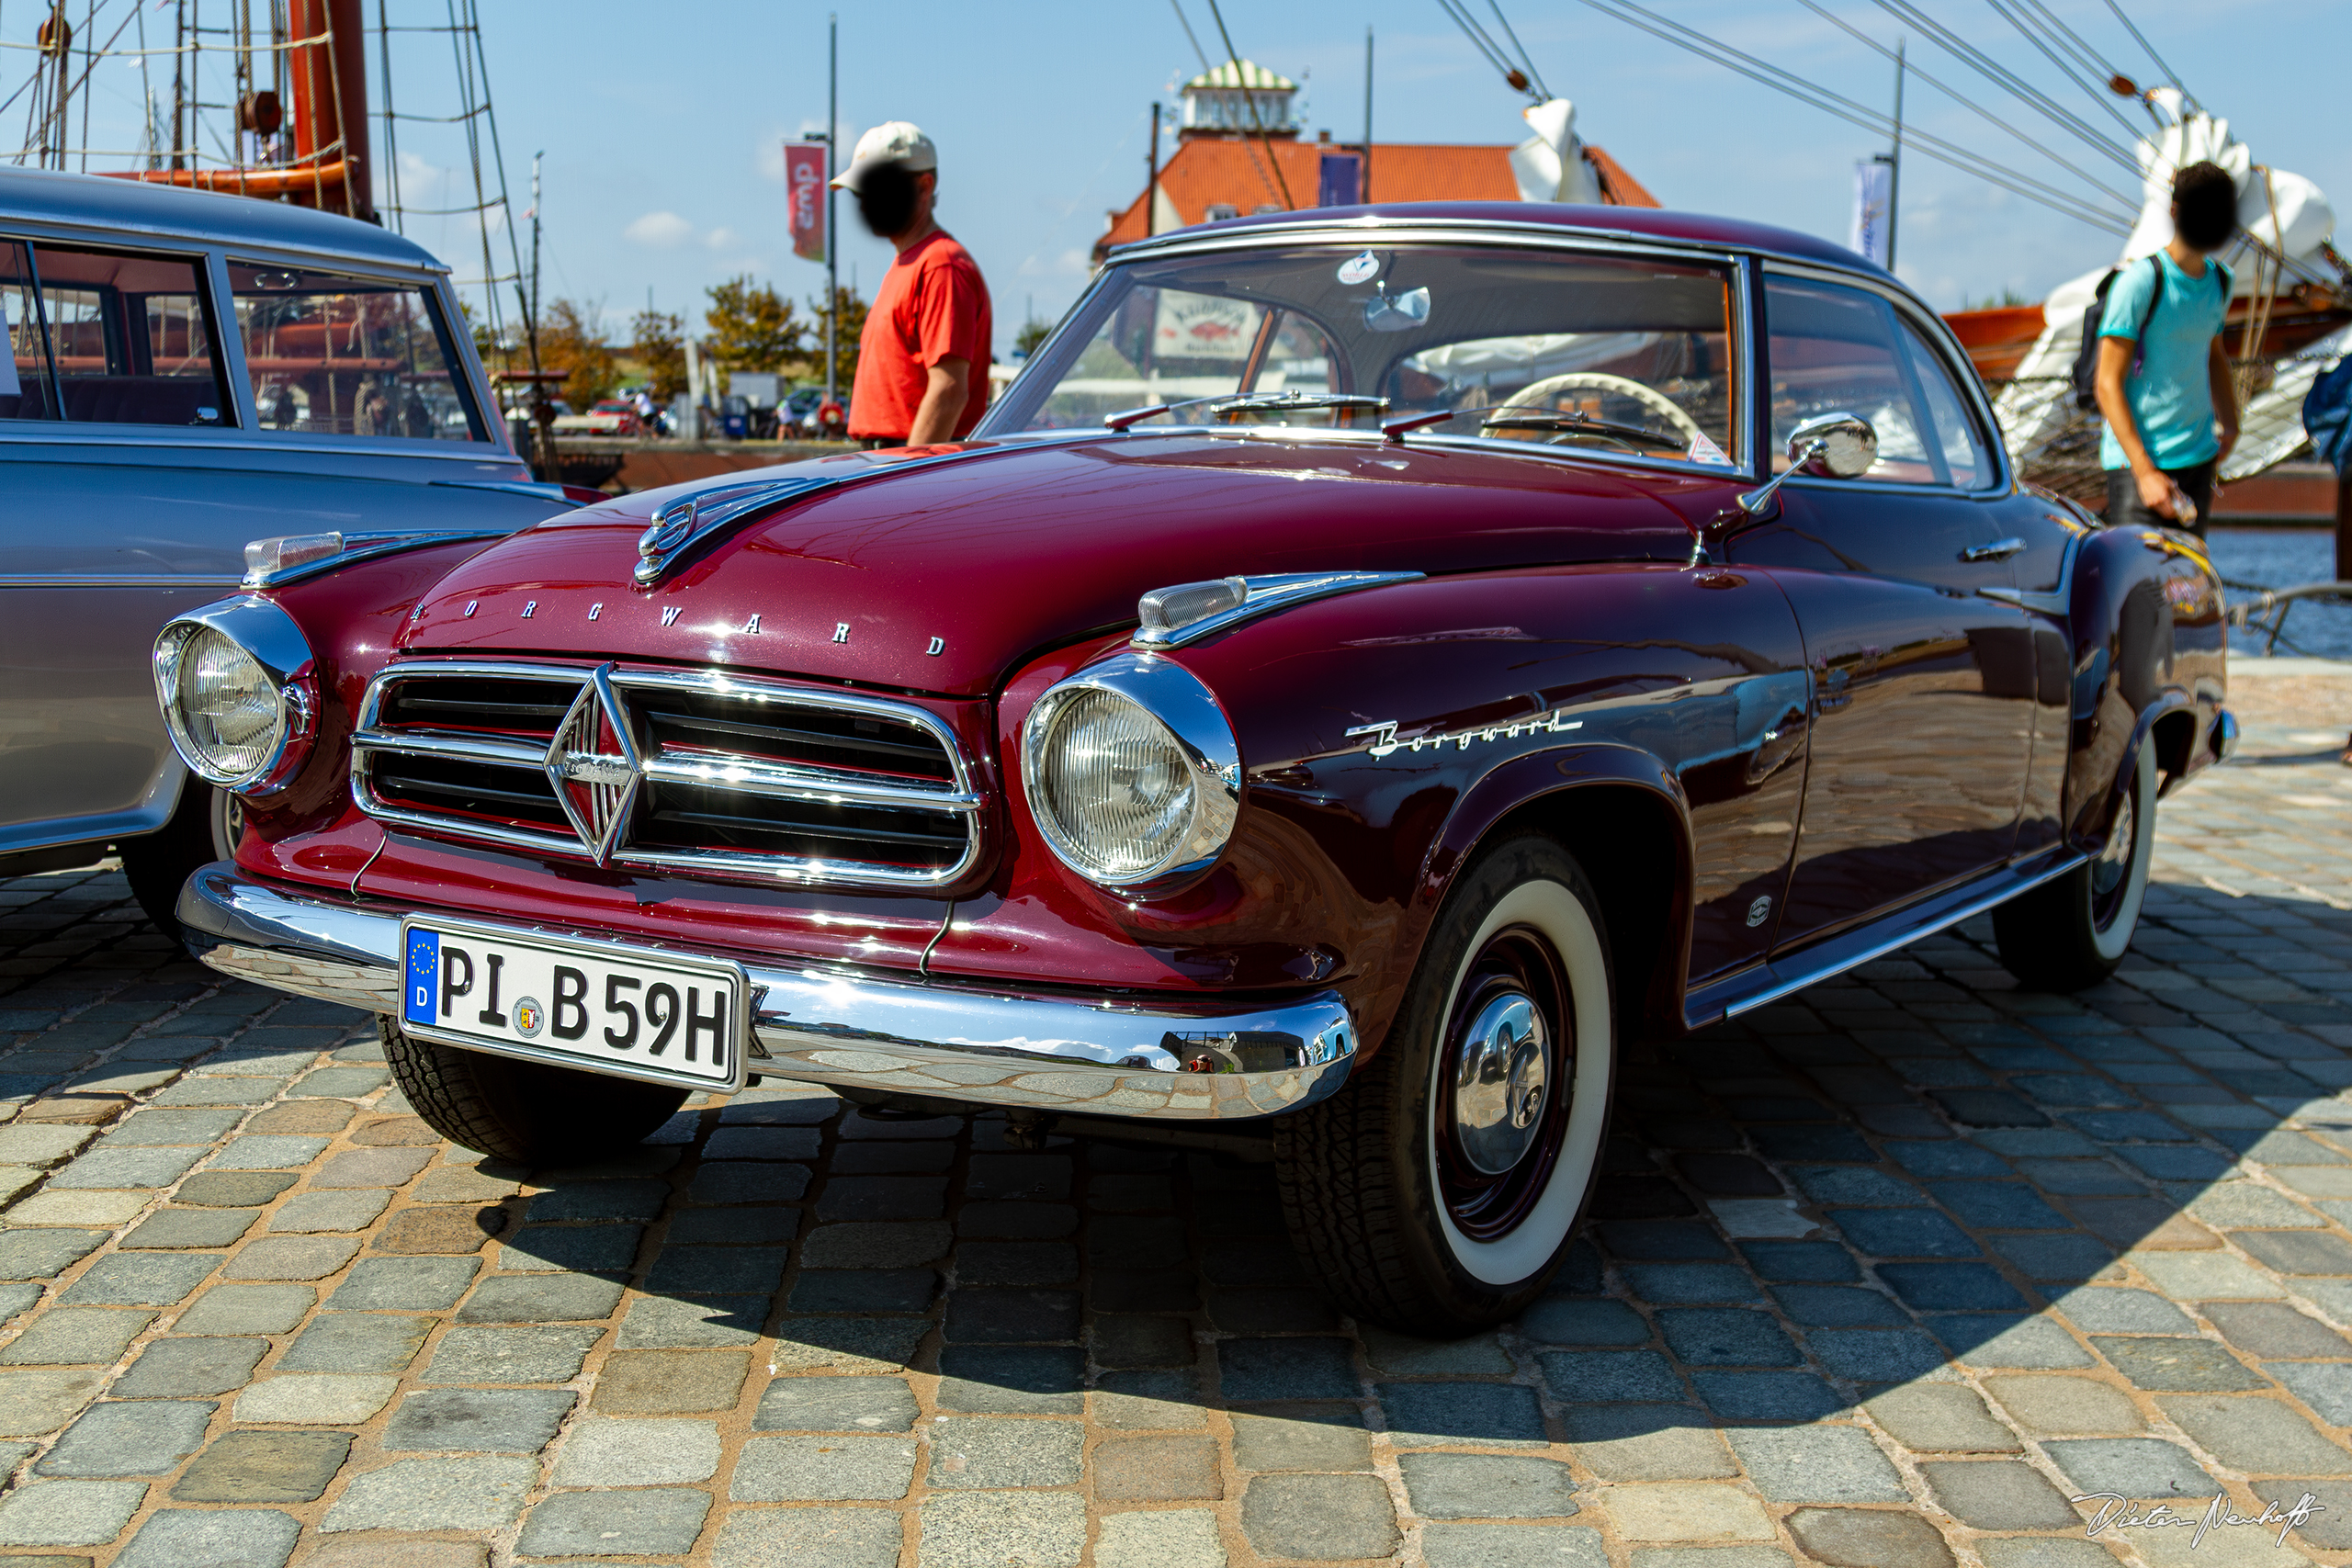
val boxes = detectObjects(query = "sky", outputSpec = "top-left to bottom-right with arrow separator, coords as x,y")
10,0 -> 2343,360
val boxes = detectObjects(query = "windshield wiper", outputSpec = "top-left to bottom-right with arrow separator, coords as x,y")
1476,404 -> 1686,453
1103,390 -> 1389,432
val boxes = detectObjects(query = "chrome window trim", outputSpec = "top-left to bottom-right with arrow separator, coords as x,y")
0,423 -> 536,463
2,227 -> 243,432
352,659 -> 983,891
0,203 -> 450,279
1758,258 -> 2014,496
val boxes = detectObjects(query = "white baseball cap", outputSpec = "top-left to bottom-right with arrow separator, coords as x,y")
831,121 -> 937,192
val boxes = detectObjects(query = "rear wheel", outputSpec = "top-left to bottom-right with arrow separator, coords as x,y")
381,1018 -> 688,1164
1275,834 -> 1616,1335
123,782 -> 241,939
1994,742 -> 2155,991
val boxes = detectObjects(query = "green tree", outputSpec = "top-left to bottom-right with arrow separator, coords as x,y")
806,284 -> 868,391
541,299 -> 618,410
1015,316 -> 1054,357
705,276 -> 805,378
629,309 -> 687,400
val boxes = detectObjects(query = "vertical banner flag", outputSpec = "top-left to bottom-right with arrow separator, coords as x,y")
1317,152 -> 1362,209
786,141 -> 828,263
1849,160 -> 1892,268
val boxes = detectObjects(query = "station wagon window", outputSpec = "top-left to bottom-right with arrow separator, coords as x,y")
984,245 -> 1740,469
229,263 -> 483,442
0,241 -> 230,427
1764,276 -> 1993,490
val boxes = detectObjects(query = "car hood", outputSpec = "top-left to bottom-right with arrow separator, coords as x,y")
394,433 -> 1713,695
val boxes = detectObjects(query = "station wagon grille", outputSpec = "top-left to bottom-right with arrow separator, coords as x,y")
353,660 -> 981,888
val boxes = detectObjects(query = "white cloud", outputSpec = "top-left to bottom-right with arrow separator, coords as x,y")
705,227 -> 741,251
624,210 -> 696,248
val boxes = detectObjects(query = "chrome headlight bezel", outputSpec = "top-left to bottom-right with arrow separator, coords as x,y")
153,596 -> 319,795
1020,652 -> 1240,891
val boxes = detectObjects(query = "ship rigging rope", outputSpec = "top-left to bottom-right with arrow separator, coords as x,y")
1165,0 -> 1285,213
1863,0 -> 2142,175
2098,0 -> 2186,98
1567,0 -> 2133,235
1482,1 -> 1551,100
1791,0 -> 2140,207
1976,0 -> 2153,148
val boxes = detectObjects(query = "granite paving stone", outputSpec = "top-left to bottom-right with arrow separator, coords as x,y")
381,1387 -> 575,1451
279,1312 -> 431,1372
918,1491 -> 1087,1568
515,1488 -> 711,1558
1785,1505 -> 1959,1567
0,1306 -> 151,1366
751,1374 -> 920,1432
169,1429 -> 353,1502
707,1506 -> 902,1568
266,1189 -> 390,1232
326,1256 -> 478,1310
1400,1453 -> 1579,1518
108,1335 -> 265,1396
0,1369 -> 106,1436
320,1454 -> 537,1531
592,1349 -> 749,1413
733,1431 -> 921,1499
1379,1380 -> 1549,1445
0,1230 -> 106,1280
1423,1522 -> 1607,1568
1240,1472 -> 1398,1562
1726,1427 -> 1906,1502
0,1480 -> 148,1548
2041,1436 -> 2213,1500
231,1373 -> 399,1424
2158,1394 -> 2352,1473
220,1235 -> 360,1280
549,1416 -> 722,1486
1863,1383 -> 2021,1451
119,1206 -> 257,1249
111,1506 -> 300,1568
35,1400 -> 213,1475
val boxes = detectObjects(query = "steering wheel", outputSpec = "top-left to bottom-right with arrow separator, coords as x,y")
1494,372 -> 1707,446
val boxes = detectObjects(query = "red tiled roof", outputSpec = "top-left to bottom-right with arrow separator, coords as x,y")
1096,138 -> 1658,257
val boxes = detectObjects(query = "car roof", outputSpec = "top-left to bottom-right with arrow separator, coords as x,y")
0,164 -> 447,272
1110,199 -> 1883,277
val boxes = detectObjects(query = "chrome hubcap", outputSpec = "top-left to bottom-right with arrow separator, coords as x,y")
1453,992 -> 1550,1176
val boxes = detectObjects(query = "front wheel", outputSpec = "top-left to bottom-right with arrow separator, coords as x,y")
381,1019 -> 689,1165
123,782 -> 242,939
1275,835 -> 1616,1336
1994,741 -> 2156,991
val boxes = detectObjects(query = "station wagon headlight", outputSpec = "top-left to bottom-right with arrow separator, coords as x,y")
153,598 -> 318,795
1022,654 -> 1240,888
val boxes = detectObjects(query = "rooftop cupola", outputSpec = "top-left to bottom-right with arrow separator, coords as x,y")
1179,59 -> 1299,140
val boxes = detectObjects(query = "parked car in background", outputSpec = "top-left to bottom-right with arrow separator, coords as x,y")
549,399 -> 641,438
163,201 -> 2229,1332
0,164 -> 583,930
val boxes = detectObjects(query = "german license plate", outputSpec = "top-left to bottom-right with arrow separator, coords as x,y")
399,918 -> 748,1091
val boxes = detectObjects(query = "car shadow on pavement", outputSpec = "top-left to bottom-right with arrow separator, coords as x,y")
465,877 -> 2352,1551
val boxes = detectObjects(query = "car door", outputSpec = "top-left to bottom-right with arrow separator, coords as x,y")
0,234 -> 244,852
1726,270 -> 2041,949
1,237 -> 558,859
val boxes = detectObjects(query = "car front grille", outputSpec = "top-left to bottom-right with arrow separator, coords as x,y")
353,660 -> 982,888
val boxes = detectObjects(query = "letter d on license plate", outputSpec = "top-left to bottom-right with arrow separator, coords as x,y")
399,917 -> 749,1091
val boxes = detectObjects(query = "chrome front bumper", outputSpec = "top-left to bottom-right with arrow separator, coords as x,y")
178,864 -> 1356,1121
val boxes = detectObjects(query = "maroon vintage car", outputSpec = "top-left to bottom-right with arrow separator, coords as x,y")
158,203 -> 2231,1333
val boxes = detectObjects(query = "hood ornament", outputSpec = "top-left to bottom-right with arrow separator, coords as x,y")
633,476 -> 838,589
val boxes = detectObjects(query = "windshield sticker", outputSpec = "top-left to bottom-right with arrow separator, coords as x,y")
0,292 -> 17,398
1153,294 -> 1259,361
1686,429 -> 1732,466
1336,250 -> 1380,286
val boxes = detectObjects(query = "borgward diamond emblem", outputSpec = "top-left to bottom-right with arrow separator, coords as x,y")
544,663 -> 639,864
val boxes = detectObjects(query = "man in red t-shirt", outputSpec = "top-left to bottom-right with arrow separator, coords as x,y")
831,122 -> 993,447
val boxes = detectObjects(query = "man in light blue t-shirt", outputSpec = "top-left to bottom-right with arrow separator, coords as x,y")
2096,160 -> 2239,535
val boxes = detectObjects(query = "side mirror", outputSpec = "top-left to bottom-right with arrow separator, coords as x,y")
1788,412 -> 1878,479
1690,412 -> 1878,567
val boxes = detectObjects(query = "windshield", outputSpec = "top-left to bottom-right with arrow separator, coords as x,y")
979,243 -> 1741,468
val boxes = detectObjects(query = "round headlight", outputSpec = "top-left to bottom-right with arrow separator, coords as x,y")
1023,656 -> 1239,888
153,601 -> 316,794
172,629 -> 282,782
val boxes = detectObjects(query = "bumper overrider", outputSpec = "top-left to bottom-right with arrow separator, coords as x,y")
177,864 -> 1357,1121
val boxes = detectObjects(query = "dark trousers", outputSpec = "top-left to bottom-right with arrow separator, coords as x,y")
2105,459 -> 2216,535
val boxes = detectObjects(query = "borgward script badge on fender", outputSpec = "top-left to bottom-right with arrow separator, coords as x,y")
544,663 -> 640,863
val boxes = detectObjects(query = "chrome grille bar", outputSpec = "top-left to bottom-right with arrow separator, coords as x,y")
353,659 -> 982,889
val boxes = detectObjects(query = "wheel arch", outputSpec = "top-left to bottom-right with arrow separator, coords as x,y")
1419,745 -> 1695,1040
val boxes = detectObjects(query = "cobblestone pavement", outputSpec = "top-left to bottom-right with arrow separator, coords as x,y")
6,680 -> 2352,1566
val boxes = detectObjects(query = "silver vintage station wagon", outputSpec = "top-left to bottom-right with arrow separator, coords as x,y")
1,165 -> 580,923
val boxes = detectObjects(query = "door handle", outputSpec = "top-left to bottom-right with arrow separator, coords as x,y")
1959,537 -> 2027,562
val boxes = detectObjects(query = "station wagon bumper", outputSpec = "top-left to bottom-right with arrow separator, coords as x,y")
176,864 -> 1357,1121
